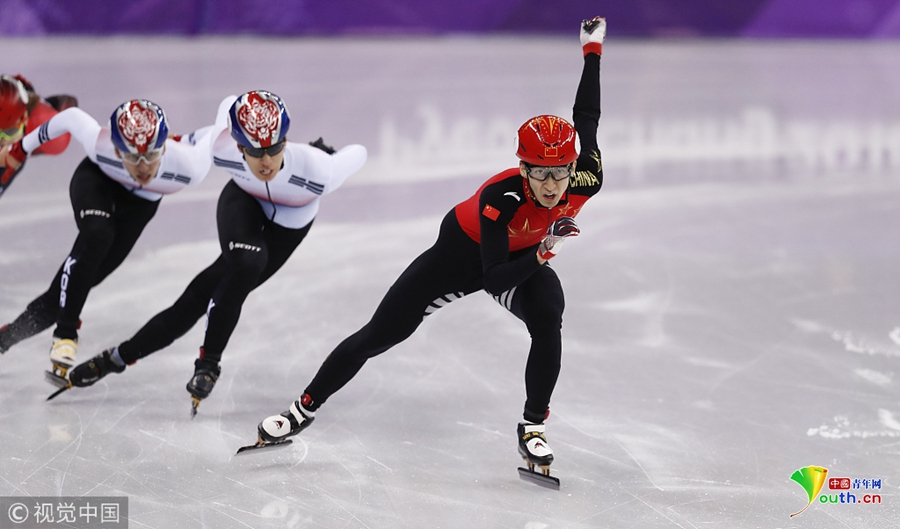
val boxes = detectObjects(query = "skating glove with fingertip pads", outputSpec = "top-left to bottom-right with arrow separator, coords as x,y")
538,216 -> 580,260
580,16 -> 606,56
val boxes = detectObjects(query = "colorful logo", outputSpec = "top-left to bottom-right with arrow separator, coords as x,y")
790,466 -> 884,517
790,465 -> 828,517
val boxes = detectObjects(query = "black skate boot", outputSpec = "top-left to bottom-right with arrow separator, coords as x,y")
70,349 -> 126,387
517,422 -> 559,489
236,396 -> 316,455
186,358 -> 220,418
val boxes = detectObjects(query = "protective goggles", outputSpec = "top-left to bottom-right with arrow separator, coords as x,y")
121,149 -> 163,165
243,140 -> 286,158
0,122 -> 25,141
524,162 -> 574,182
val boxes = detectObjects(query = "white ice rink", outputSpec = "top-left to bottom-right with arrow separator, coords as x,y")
1,36 -> 899,528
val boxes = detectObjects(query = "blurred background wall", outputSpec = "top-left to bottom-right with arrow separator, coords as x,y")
2,0 -> 900,37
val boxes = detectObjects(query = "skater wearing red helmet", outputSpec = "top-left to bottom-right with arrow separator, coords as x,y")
247,16 -> 608,488
0,74 -> 78,197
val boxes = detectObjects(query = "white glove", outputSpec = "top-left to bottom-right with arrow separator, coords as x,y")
580,16 -> 606,56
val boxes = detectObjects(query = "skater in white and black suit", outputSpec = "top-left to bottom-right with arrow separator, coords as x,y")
251,18 -> 607,483
0,99 -> 217,384
68,91 -> 367,415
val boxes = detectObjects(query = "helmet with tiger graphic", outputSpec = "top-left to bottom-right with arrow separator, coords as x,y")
229,90 -> 291,149
515,115 -> 578,166
109,99 -> 168,154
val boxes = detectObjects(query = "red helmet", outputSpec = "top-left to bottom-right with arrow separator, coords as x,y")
516,115 -> 577,166
0,75 -> 29,130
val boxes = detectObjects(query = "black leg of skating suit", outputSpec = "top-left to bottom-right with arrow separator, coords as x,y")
0,294 -> 57,350
506,265 -> 564,422
118,181 -> 310,364
5,158 -> 159,343
303,211 -> 565,417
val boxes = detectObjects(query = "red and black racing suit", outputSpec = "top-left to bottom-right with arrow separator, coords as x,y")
303,51 -> 603,423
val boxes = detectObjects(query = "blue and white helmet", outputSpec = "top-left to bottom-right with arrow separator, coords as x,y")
110,99 -> 168,154
229,90 -> 290,148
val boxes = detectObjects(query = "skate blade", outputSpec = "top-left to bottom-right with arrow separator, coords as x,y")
190,397 -> 201,419
235,438 -> 293,456
46,383 -> 73,401
45,370 -> 70,389
49,361 -> 72,379
517,467 -> 560,490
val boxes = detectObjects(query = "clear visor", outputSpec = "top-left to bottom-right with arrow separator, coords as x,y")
121,149 -> 163,165
525,162 -> 574,182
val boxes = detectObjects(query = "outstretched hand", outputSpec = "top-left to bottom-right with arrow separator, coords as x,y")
580,16 -> 606,56
0,142 -> 25,173
309,137 -> 336,155
538,216 -> 580,261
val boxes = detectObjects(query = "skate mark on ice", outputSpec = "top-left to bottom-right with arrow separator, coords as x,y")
16,408 -> 89,495
365,454 -> 393,472
854,368 -> 892,387
102,399 -> 148,434
290,459 -> 374,529
593,289 -> 673,348
556,440 -> 636,469
610,437 -> 664,492
456,421 -> 504,438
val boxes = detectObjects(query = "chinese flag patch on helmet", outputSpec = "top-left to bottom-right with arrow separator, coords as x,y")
516,115 -> 577,166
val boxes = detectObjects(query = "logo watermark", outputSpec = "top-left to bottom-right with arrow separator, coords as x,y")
0,496 -> 127,528
789,466 -> 884,517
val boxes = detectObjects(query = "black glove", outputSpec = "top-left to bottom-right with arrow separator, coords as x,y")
309,137 -> 335,154
45,94 -> 79,112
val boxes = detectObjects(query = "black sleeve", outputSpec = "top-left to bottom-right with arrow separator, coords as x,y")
571,53 -> 603,195
478,183 -> 543,295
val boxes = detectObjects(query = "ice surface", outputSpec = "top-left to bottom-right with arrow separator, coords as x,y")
0,37 -> 898,528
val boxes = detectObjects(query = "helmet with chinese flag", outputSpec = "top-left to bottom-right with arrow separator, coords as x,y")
515,115 -> 577,166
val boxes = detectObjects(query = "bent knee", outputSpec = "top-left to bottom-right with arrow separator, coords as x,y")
225,246 -> 267,277
76,220 -> 116,252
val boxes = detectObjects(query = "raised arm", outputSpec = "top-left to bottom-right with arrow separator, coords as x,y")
572,17 -> 604,191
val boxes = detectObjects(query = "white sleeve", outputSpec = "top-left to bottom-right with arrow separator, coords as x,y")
216,96 -> 237,131
175,95 -> 238,179
322,144 -> 367,195
21,107 -> 101,158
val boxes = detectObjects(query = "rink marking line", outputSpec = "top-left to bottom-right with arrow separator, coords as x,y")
288,438 -> 310,468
